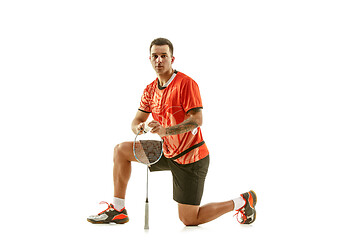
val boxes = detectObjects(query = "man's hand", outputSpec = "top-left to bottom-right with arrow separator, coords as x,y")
131,110 -> 150,135
136,122 -> 146,135
148,120 -> 166,137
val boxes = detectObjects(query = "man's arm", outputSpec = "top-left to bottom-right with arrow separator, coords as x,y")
166,108 -> 202,136
131,110 -> 150,134
149,108 -> 203,137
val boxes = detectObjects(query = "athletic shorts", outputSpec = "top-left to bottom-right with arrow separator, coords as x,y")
149,155 -> 210,206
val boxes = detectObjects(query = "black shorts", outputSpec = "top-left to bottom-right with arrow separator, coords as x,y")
149,155 -> 210,206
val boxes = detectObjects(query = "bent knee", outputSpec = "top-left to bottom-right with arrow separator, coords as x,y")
114,142 -> 132,161
114,142 -> 124,154
179,215 -> 199,226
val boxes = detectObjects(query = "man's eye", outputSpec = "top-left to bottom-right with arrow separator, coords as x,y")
153,55 -> 158,59
161,55 -> 167,58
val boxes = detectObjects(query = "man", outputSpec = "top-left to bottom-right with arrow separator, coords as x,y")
87,38 -> 257,226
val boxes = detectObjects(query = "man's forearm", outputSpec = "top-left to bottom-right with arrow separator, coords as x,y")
165,118 -> 199,136
131,119 -> 145,134
131,111 -> 150,134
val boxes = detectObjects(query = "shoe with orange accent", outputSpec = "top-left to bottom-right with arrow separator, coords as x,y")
87,201 -> 129,224
234,190 -> 257,224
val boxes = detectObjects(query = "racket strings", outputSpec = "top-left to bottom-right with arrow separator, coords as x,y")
134,140 -> 163,165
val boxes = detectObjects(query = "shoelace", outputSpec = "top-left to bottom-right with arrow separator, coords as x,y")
97,201 -> 113,215
234,207 -> 247,224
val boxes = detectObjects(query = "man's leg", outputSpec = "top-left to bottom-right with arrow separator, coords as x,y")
178,201 -> 234,226
87,141 -> 135,224
113,142 -> 138,199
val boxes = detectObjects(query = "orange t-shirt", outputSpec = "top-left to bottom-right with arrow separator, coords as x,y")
138,71 -> 209,164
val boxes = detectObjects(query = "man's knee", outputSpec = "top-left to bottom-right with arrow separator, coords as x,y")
114,142 -> 131,162
178,205 -> 199,226
114,142 -> 124,154
179,214 -> 198,226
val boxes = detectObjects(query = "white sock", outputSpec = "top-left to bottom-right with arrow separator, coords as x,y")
232,196 -> 246,210
113,197 -> 125,211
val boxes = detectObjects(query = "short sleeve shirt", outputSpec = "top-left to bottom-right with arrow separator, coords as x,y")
138,71 -> 209,164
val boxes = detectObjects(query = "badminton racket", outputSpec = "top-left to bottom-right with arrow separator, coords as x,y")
133,122 -> 163,229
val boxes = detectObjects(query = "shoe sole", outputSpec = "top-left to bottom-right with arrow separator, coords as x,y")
87,218 -> 129,224
247,190 -> 257,224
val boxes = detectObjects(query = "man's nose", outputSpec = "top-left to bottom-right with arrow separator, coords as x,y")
156,57 -> 162,63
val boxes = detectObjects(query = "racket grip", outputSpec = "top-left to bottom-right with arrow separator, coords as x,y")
144,201 -> 149,229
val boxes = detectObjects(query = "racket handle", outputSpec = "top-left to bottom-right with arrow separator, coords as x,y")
144,201 -> 149,229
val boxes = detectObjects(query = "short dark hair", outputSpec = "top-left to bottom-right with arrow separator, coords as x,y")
149,38 -> 174,56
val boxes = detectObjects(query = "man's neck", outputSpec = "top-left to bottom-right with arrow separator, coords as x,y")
158,69 -> 174,86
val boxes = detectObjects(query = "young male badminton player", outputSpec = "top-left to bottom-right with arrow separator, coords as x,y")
87,38 -> 257,226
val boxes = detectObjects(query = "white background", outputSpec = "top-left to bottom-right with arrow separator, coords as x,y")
1,0 -> 359,239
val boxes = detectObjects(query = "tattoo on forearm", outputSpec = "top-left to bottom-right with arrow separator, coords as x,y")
165,119 -> 199,136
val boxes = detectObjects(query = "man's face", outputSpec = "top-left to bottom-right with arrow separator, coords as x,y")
149,45 -> 174,75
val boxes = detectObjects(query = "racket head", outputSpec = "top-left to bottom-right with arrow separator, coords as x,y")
133,130 -> 163,166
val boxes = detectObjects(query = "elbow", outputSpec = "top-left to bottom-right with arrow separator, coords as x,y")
187,108 -> 203,128
196,117 -> 203,127
195,112 -> 203,127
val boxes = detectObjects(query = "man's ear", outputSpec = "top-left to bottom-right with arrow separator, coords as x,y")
171,56 -> 175,64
